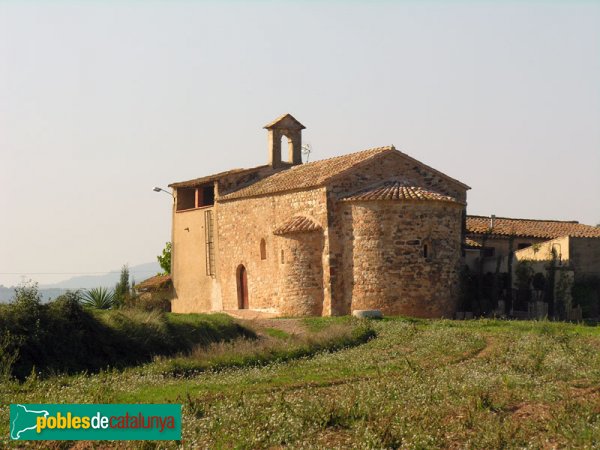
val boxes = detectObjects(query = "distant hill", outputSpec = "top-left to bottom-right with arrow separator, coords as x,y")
39,262 -> 161,290
0,286 -> 69,303
0,262 -> 162,303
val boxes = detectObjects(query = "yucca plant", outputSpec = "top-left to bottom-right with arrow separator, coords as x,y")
81,287 -> 115,309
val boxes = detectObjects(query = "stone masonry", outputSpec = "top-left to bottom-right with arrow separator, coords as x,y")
168,114 -> 470,318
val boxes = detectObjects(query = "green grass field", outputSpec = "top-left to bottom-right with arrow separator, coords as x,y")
1,317 -> 599,448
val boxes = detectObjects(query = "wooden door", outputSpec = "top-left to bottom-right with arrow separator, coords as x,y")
238,265 -> 249,309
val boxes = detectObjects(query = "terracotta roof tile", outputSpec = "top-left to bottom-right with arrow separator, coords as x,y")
220,146 -> 393,200
466,215 -> 600,239
464,237 -> 482,248
263,113 -> 306,129
341,180 -> 460,204
135,274 -> 172,292
169,166 -> 270,189
273,216 -> 323,235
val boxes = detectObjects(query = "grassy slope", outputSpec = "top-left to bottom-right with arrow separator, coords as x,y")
1,318 -> 599,448
1,307 -> 253,380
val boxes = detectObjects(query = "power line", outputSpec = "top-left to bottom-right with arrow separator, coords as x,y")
0,271 -> 158,275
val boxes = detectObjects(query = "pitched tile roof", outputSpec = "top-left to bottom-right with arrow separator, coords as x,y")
464,237 -> 483,248
466,215 -> 600,239
169,165 -> 270,189
273,216 -> 323,235
263,113 -> 306,129
135,274 -> 172,292
220,146 -> 393,200
341,180 -> 460,204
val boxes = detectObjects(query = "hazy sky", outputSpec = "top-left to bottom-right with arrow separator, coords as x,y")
1,1 -> 599,287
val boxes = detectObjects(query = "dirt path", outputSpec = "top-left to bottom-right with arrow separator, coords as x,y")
474,336 -> 498,359
222,310 -> 308,335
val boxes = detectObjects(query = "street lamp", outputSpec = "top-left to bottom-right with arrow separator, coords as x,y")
153,186 -> 173,197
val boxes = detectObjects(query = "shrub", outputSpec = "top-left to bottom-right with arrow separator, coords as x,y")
82,287 -> 115,309
113,265 -> 131,307
0,283 -> 252,379
123,293 -> 171,312
532,272 -> 546,291
515,261 -> 534,290
572,276 -> 600,318
157,242 -> 172,275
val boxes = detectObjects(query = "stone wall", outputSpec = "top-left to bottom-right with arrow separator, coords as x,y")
570,237 -> 600,279
216,187 -> 329,314
338,200 -> 463,317
278,232 -> 324,316
328,151 -> 468,203
513,235 -> 600,280
171,150 -> 468,317
469,236 -> 551,273
326,151 -> 468,315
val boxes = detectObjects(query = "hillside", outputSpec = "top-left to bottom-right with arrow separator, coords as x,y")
0,262 -> 161,302
39,262 -> 161,289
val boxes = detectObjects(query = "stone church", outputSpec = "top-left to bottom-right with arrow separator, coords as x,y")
168,114 -> 469,317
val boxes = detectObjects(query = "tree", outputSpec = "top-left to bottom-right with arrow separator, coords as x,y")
12,280 -> 42,307
157,242 -> 172,275
113,265 -> 130,307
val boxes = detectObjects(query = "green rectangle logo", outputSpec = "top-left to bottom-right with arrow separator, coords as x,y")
10,404 -> 181,441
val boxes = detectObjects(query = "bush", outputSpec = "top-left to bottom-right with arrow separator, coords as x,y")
81,287 -> 115,309
458,266 -> 477,311
532,272 -> 546,291
0,283 -> 252,379
515,261 -> 534,290
572,276 -> 600,318
123,293 -> 171,312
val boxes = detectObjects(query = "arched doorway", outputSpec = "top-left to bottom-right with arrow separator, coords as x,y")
236,265 -> 249,309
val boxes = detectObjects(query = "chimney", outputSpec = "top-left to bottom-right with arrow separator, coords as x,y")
263,113 -> 306,168
490,214 -> 496,229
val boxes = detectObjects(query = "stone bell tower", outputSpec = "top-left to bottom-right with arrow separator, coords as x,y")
264,113 -> 306,168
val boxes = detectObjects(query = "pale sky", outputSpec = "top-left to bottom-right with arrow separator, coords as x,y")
1,1 -> 599,287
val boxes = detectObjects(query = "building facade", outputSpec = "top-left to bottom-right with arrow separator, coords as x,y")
465,215 -> 600,275
168,114 -> 470,317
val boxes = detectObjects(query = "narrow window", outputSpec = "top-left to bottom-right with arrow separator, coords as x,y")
198,185 -> 215,207
205,210 -> 215,276
281,249 -> 285,264
423,244 -> 428,259
260,239 -> 267,260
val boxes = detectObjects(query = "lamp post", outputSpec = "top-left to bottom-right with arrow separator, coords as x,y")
153,186 -> 174,199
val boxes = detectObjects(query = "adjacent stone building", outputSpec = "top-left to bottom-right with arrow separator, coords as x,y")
464,215 -> 600,319
465,215 -> 600,274
168,114 -> 469,317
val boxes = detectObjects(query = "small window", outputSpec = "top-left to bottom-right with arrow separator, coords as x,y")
281,249 -> 285,264
198,185 -> 215,207
423,244 -> 428,258
518,243 -> 532,250
260,239 -> 266,260
176,184 -> 215,211
176,188 -> 196,211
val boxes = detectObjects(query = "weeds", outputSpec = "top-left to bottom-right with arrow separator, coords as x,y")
157,323 -> 375,377
0,284 -> 252,379
0,318 -> 599,448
